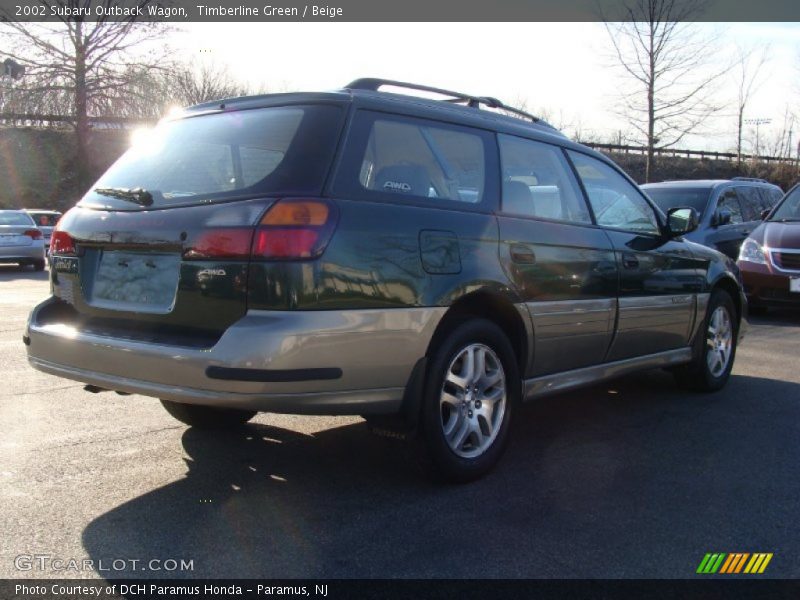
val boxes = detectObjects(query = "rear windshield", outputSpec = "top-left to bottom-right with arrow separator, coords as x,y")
642,187 -> 711,219
80,104 -> 343,210
0,211 -> 35,226
28,213 -> 61,227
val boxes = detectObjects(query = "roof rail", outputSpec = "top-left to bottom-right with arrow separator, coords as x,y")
345,78 -> 541,123
731,177 -> 769,183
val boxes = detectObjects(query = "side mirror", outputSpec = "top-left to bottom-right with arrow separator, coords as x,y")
760,208 -> 771,220
667,207 -> 699,237
713,208 -> 732,227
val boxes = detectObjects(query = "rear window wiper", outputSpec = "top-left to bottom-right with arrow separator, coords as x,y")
94,187 -> 154,207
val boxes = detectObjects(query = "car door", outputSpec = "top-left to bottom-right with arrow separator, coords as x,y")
496,135 -> 618,376
566,150 -> 706,361
736,185 -> 768,237
705,188 -> 750,259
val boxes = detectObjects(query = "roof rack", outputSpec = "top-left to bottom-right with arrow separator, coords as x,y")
345,78 -> 540,123
731,177 -> 769,183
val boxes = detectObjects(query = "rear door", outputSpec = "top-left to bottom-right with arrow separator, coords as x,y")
496,136 -> 617,376
566,150 -> 705,360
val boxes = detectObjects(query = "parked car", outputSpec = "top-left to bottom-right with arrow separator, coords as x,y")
25,79 -> 746,481
0,210 -> 46,271
738,183 -> 800,311
23,209 -> 63,253
641,178 -> 783,260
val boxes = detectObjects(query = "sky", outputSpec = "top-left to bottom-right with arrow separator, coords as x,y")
174,22 -> 799,154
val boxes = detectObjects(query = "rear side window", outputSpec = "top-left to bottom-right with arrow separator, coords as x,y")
717,191 -> 744,224
498,135 -> 591,223
336,111 -> 491,207
80,104 -> 343,210
567,151 -> 660,234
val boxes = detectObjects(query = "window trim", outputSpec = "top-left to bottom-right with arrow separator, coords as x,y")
714,187 -> 745,226
330,109 -> 500,214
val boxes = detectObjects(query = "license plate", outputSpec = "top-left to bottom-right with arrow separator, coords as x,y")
89,251 -> 180,312
791,278 -> 800,293
0,235 -> 22,246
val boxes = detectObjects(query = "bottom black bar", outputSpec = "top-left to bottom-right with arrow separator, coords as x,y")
4,579 -> 800,600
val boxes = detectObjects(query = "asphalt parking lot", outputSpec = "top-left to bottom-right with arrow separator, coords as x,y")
1,265 -> 799,579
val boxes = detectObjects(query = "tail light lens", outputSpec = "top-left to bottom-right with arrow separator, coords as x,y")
50,230 -> 76,255
24,229 -> 42,240
253,199 -> 337,260
182,199 -> 338,262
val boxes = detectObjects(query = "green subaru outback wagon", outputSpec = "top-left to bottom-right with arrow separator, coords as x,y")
26,79 -> 745,481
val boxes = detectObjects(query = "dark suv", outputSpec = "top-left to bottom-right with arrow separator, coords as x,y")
26,79 -> 745,481
641,179 -> 783,260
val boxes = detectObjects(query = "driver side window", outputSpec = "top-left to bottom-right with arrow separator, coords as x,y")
567,151 -> 660,234
717,191 -> 744,224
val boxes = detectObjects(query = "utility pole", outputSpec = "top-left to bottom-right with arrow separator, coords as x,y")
744,117 -> 771,158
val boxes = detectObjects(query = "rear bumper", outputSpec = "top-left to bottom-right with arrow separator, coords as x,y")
0,243 -> 45,263
25,299 -> 445,415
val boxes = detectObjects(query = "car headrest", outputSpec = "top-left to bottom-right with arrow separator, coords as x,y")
374,164 -> 431,196
503,180 -> 534,216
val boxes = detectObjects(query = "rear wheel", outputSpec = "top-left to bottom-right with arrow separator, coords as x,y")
160,399 -> 256,429
674,289 -> 738,392
419,319 -> 518,483
32,259 -> 45,272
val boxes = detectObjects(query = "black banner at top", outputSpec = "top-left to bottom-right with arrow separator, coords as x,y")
1,0 -> 800,22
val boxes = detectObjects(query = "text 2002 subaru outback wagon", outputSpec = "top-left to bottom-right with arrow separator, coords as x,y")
26,79 -> 746,481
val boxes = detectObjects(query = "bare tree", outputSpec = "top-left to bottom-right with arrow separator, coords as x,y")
604,0 -> 727,181
167,59 -> 251,107
733,44 -> 770,164
0,1 -> 168,186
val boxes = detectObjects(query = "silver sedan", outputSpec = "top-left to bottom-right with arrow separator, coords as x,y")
0,210 -> 46,271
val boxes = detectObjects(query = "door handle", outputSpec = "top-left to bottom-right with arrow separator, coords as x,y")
741,231 -> 751,237
510,244 -> 536,264
622,252 -> 639,269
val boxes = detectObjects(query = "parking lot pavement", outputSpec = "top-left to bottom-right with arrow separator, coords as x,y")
1,266 -> 799,579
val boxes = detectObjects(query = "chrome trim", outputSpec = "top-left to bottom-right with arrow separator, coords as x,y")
767,248 -> 800,274
523,347 -> 692,401
689,292 -> 711,343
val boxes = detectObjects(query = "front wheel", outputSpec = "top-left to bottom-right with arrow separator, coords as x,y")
674,289 -> 738,392
419,319 -> 519,483
160,399 -> 256,429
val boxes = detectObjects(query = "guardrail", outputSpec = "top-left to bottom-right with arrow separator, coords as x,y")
583,142 -> 797,165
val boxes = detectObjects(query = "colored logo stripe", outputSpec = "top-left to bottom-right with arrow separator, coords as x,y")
744,553 -> 773,574
697,552 -> 773,574
697,553 -> 726,574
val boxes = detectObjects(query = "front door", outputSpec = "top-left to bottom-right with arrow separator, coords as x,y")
566,150 -> 706,360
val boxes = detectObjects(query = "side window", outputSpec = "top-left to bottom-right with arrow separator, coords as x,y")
358,118 -> 485,203
498,135 -> 591,223
567,151 -> 660,234
735,187 -> 762,221
760,187 -> 783,209
717,190 -> 744,224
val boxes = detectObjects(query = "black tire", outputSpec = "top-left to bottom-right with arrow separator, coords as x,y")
673,289 -> 738,392
160,399 -> 256,429
419,319 -> 519,483
33,259 -> 45,272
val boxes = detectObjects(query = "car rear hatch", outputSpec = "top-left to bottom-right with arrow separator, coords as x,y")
42,100 -> 346,347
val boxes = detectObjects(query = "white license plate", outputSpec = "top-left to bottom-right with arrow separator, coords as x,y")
791,278 -> 800,293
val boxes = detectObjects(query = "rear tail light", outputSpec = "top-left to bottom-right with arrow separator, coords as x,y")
50,230 -> 76,255
182,199 -> 338,262
253,199 -> 337,260
24,229 -> 42,240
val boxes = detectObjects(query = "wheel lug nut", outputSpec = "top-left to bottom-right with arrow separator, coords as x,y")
468,410 -> 473,418
475,400 -> 481,409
